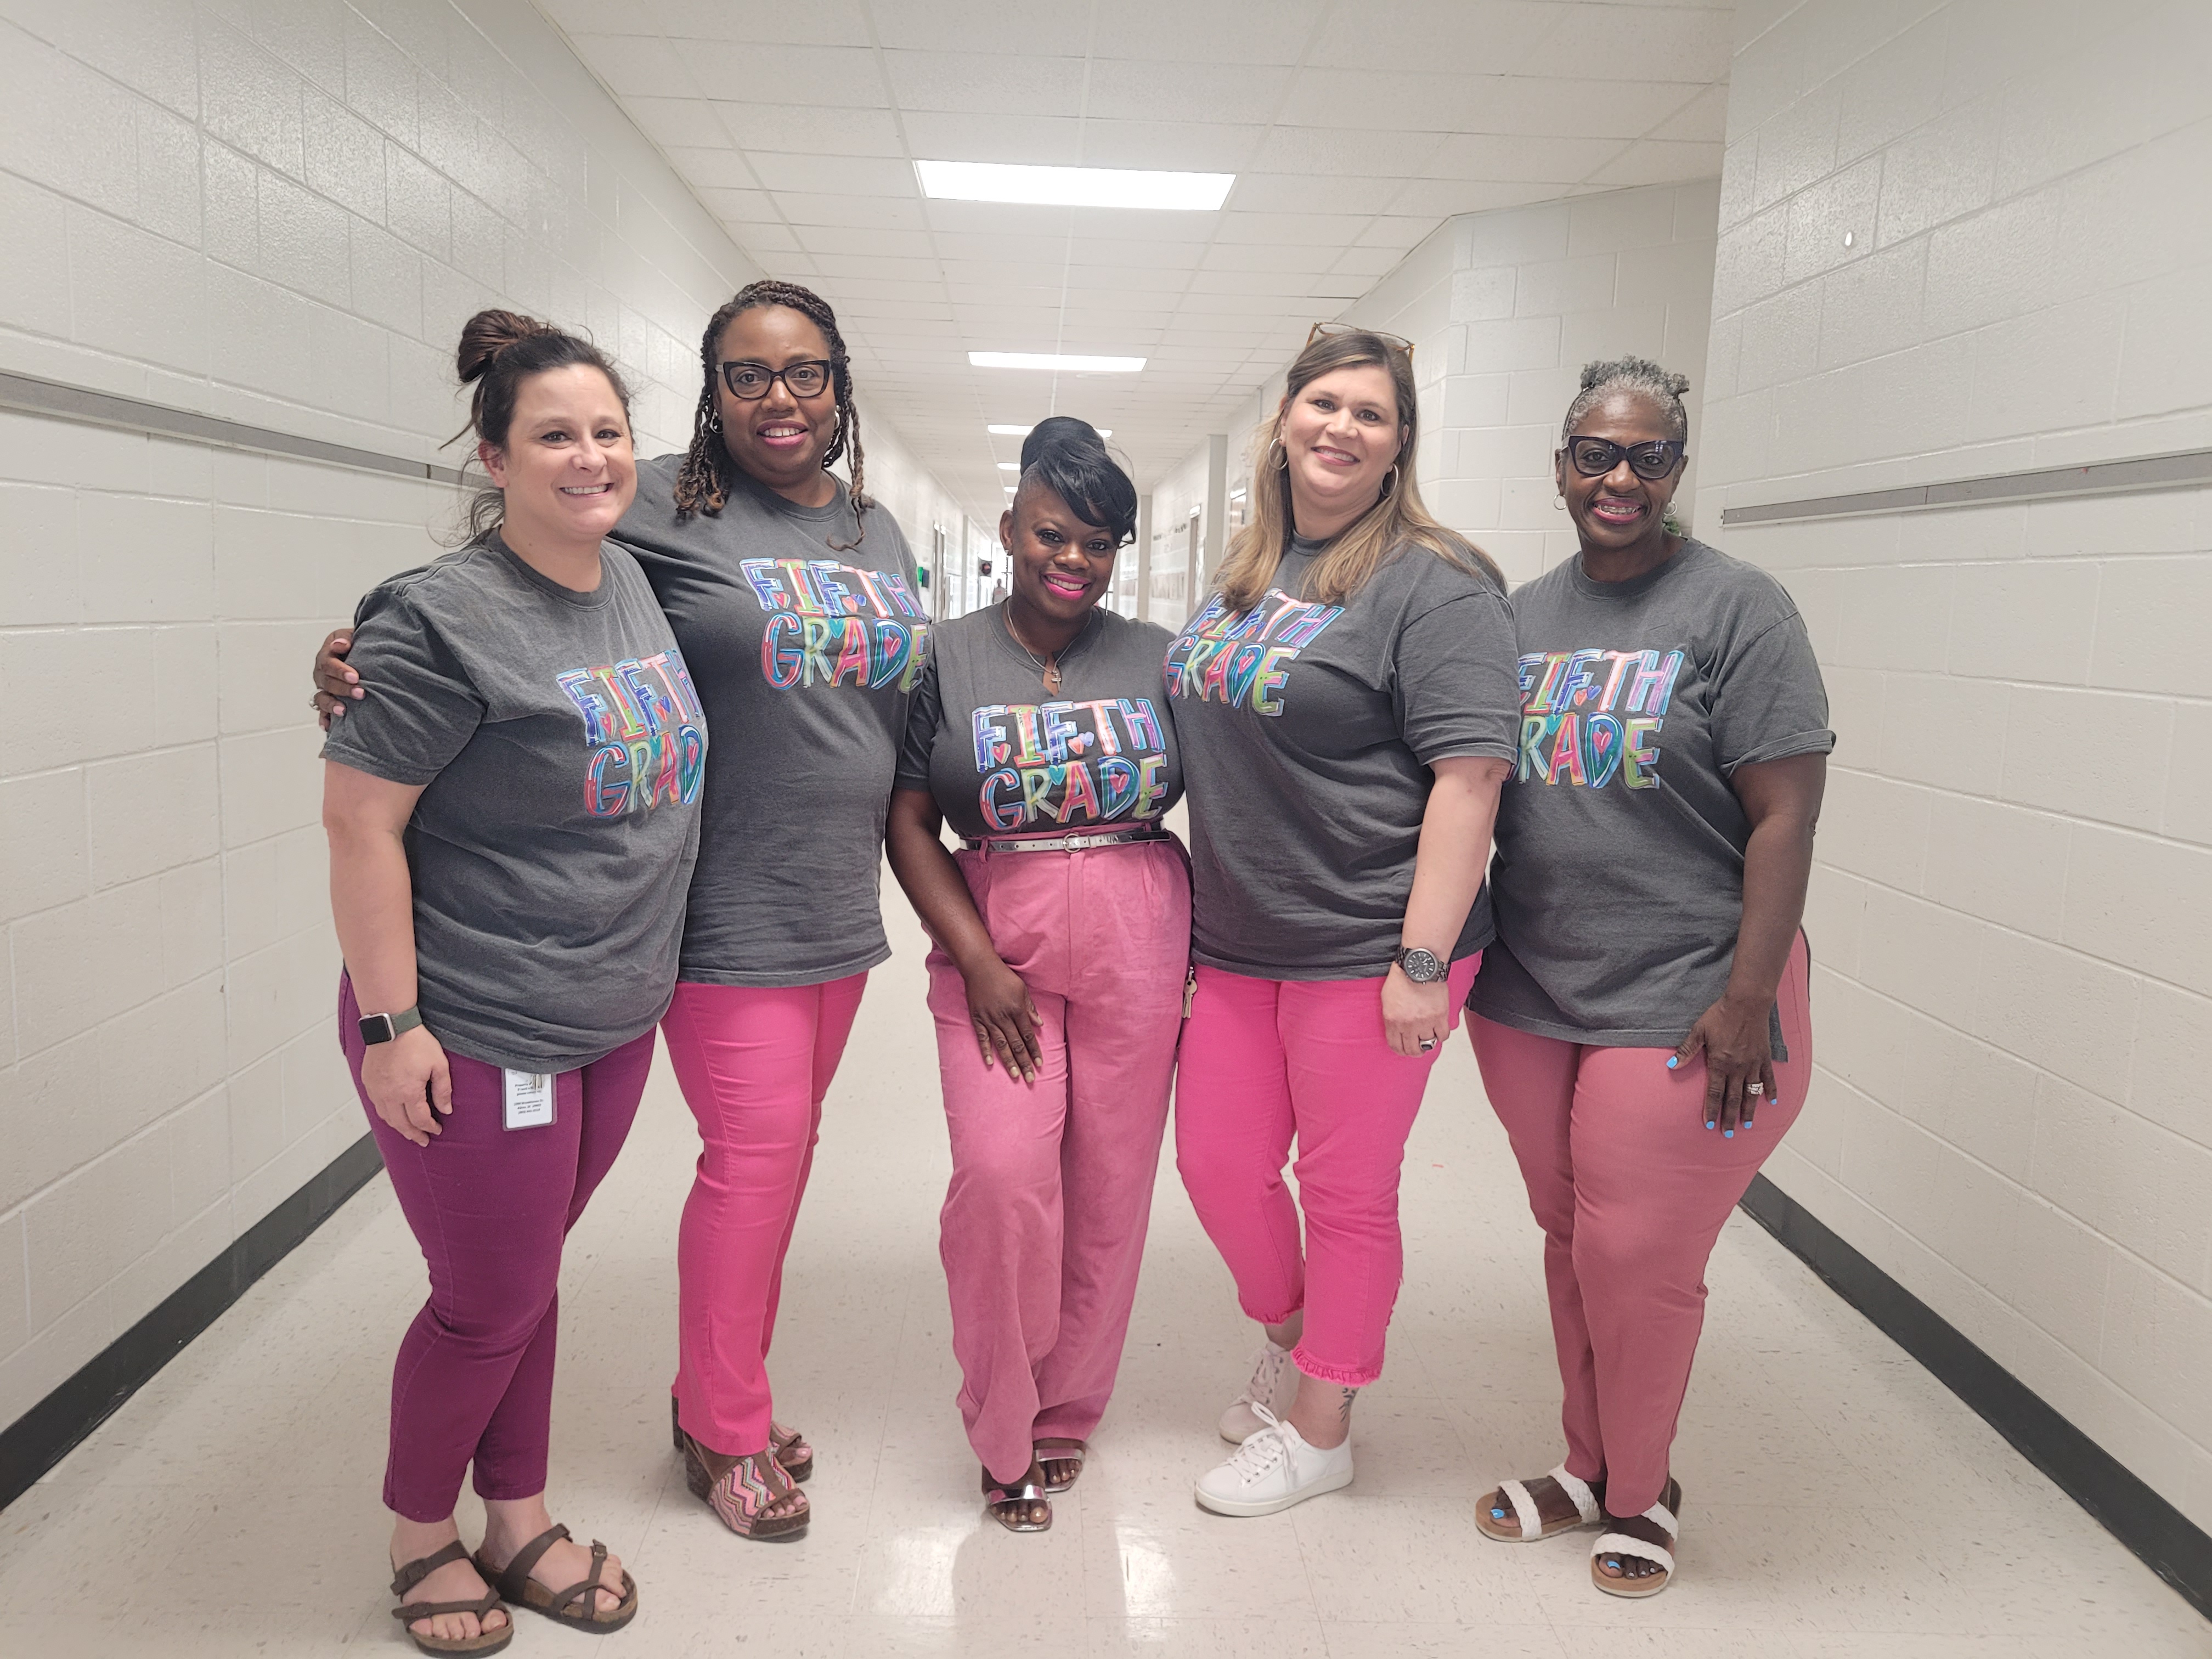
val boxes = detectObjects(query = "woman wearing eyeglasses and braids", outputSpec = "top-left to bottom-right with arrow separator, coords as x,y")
318,281 -> 926,1541
1168,325 -> 1520,1517
1466,357 -> 1831,1598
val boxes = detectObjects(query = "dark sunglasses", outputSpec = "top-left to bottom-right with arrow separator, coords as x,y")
719,359 -> 834,400
1564,435 -> 1685,481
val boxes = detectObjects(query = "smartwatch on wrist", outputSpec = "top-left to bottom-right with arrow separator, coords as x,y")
1392,946 -> 1446,984
359,1006 -> 424,1045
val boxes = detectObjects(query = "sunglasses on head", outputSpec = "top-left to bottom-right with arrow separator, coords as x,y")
1306,321 -> 1414,360
1563,435 -> 1685,481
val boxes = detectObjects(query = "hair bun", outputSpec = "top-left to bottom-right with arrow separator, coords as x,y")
1020,415 -> 1104,471
456,309 -> 554,385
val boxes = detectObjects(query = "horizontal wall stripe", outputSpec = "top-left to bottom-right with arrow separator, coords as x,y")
1718,447 -> 2212,526
0,370 -> 469,487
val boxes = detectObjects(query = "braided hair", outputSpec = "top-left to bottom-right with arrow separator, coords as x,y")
1560,355 -> 1691,444
673,279 -> 869,548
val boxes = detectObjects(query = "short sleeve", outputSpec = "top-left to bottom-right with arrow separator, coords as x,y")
1712,610 -> 1835,772
319,585 -> 483,786
893,651 -> 941,793
1393,585 -> 1522,766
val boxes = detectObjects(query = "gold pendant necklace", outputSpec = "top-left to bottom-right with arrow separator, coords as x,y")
1003,606 -> 1069,695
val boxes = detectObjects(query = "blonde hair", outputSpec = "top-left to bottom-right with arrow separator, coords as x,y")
1216,330 -> 1501,612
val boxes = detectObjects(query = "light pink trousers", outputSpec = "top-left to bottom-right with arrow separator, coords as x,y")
1468,932 -> 1812,1515
928,839 -> 1189,1485
661,974 -> 867,1458
1175,955 -> 1480,1388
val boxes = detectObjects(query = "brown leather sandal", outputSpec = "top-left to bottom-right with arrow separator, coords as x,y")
671,1396 -> 812,1482
473,1523 -> 639,1634
389,1540 -> 512,1656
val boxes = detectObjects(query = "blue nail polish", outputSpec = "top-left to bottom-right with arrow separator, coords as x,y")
1724,1129 -> 1734,1138
1491,1508 -> 1505,1519
1666,1056 -> 1679,1069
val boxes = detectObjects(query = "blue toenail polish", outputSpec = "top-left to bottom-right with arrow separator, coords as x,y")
1491,1508 -> 1505,1519
1666,1056 -> 1679,1069
1705,1120 -> 1715,1130
1724,1129 -> 1734,1138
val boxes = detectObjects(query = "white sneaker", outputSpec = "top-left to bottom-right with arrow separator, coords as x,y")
1194,1408 -> 1354,1517
1218,1340 -> 1299,1444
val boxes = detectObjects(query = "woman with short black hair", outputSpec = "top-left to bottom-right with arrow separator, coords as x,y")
885,418 -> 1186,1533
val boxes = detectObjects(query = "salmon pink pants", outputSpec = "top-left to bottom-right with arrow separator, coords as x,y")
929,838 -> 1189,1485
1174,954 -> 1479,1389
1468,933 -> 1812,1516
661,973 -> 867,1459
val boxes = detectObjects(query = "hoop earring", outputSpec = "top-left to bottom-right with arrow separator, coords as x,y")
1554,493 -> 1566,510
1269,439 -> 1288,472
1379,465 -> 1399,498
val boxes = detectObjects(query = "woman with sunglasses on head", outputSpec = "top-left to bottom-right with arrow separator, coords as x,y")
1168,325 -> 1520,1517
319,280 -> 927,1542
885,417 -> 1186,1534
1467,357 -> 1831,1598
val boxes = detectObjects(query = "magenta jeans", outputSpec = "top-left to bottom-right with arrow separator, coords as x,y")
661,974 -> 867,1458
1468,932 -> 1812,1515
340,975 -> 654,1522
930,838 -> 1189,1483
1173,954 -> 1479,1388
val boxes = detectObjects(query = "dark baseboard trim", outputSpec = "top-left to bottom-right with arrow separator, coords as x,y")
0,1134 -> 385,1514
1740,1172 -> 2212,1620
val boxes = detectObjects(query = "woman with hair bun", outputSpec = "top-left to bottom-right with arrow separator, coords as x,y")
319,280 -> 926,1542
1468,357 -> 1830,1599
884,418 -> 1185,1533
1169,326 -> 1520,1518
325,310 -> 680,1650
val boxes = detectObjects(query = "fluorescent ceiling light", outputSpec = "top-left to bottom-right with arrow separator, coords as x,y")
971,352 -> 1144,373
997,462 -> 1019,471
918,159 -> 1233,211
987,424 -> 1110,437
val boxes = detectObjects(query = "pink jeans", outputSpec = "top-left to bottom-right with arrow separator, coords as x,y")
1468,932 -> 1812,1515
1174,955 -> 1479,1388
661,974 -> 867,1458
929,838 -> 1189,1484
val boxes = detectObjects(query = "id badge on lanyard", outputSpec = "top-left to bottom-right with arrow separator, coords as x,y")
503,1069 -> 557,1130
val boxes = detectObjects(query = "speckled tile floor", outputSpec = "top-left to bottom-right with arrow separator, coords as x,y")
3,893 -> 2205,1657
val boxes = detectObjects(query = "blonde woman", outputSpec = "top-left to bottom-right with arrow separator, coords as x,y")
1168,326 -> 1520,1515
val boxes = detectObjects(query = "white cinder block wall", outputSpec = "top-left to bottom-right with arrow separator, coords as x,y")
1339,181 -> 1719,585
0,0 -> 961,1432
1699,0 -> 2212,1529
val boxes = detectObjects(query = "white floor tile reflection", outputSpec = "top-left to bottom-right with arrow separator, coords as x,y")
2,893 -> 2205,1657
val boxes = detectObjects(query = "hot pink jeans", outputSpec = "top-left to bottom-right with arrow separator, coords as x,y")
661,974 -> 867,1458
1468,932 -> 1812,1516
929,838 -> 1189,1485
1174,954 -> 1480,1388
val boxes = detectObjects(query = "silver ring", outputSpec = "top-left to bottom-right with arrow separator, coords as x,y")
1418,1037 -> 1437,1052
1746,1082 -> 1765,1095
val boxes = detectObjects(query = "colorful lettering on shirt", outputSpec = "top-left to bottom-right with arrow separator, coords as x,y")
558,645 -> 709,817
741,557 -> 930,692
972,699 -> 1173,831
1513,647 -> 1683,788
1164,590 -> 1345,716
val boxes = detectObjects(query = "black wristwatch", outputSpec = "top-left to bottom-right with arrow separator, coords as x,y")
359,1006 -> 424,1045
1392,946 -> 1446,984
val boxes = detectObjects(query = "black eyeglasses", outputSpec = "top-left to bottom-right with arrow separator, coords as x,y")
1564,435 -> 1685,480
719,359 -> 834,400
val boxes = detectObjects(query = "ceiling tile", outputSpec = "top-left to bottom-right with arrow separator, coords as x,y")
1087,0 -> 1330,64
1082,59 -> 1294,126
706,101 -> 904,156
1075,120 -> 1268,172
769,191 -> 929,230
1646,82 -> 1729,143
1303,1 -> 1561,71
930,230 -> 1081,263
1389,179 -> 1570,217
728,220 -> 801,254
901,111 -> 1086,166
748,153 -> 918,195
881,50 -> 1087,115
1423,133 -> 1626,182
693,184 -> 774,218
1228,173 -> 1406,214
1458,77 -> 1703,139
1250,125 -> 1449,177
1200,242 -> 1340,275
623,96 -> 728,150
866,0 -> 1093,56
1215,211 -> 1377,244
663,41 -> 891,104
645,0 -> 872,44
1511,4 -> 1735,82
795,224 -> 936,258
1585,138 -> 1725,187
561,33 -> 688,97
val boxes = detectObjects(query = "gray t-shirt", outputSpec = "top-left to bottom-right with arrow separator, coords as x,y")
616,456 -> 927,986
321,535 -> 704,1073
1167,538 -> 1521,980
895,603 -> 1182,840
1471,538 -> 1833,1054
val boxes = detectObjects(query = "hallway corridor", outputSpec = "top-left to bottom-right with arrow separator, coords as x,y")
1,898 -> 2201,1658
